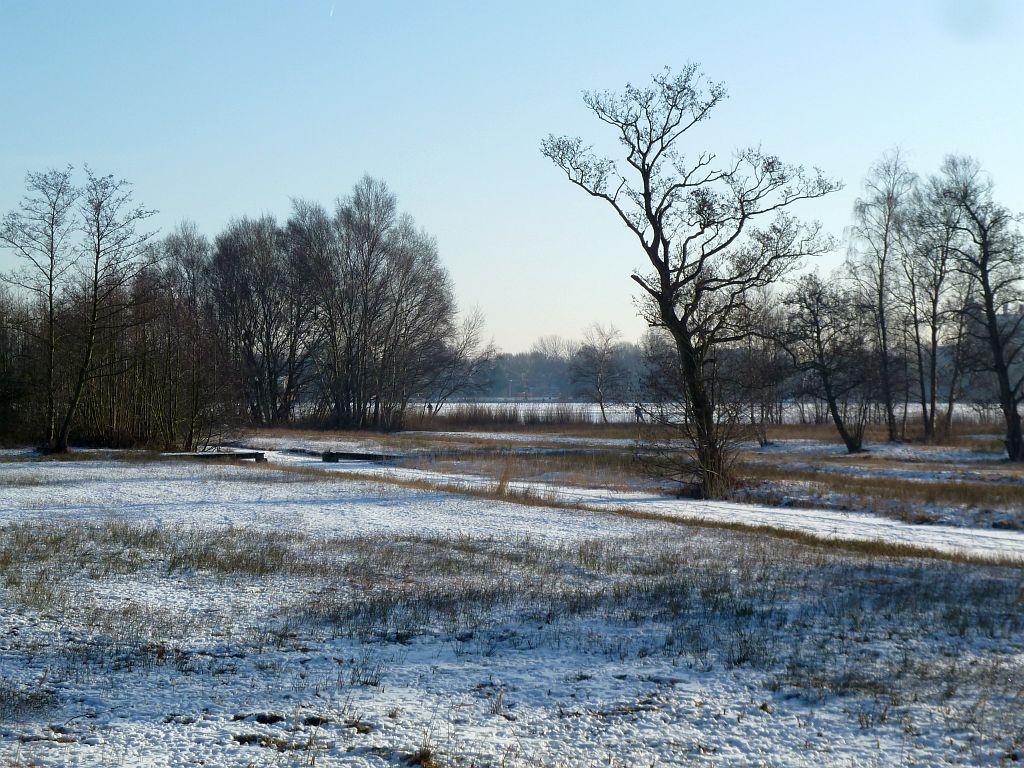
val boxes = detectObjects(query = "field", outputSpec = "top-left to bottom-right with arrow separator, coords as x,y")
0,424 -> 1022,766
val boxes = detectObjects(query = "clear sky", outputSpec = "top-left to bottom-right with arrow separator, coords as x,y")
1,1 -> 1022,351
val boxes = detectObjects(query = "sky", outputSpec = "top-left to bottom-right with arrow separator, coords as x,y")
1,1 -> 1022,352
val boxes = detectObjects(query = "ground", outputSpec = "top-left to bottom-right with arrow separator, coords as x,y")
0,426 -> 1022,766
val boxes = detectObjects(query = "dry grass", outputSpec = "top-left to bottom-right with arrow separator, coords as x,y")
593,501 -> 1024,568
739,462 -> 1024,529
762,420 -> 1005,450
401,451 -> 645,492
0,449 -> 169,465
0,676 -> 56,722
745,463 -> 1024,505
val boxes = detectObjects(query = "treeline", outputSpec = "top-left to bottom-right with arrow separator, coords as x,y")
632,152 -> 1024,460
775,153 -> 1023,455
510,150 -> 1024,466
0,169 -> 491,450
3,151 -> 1022,461
476,329 -> 643,405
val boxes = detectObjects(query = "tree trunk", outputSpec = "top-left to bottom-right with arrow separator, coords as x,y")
53,284 -> 99,453
667,323 -> 727,497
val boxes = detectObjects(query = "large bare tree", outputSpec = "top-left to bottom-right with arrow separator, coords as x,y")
290,178 -> 458,430
542,65 -> 838,496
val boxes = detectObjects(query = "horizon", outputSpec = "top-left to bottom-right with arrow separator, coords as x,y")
2,0 -> 1023,352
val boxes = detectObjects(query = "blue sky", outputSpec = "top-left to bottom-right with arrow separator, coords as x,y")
1,1 -> 1022,351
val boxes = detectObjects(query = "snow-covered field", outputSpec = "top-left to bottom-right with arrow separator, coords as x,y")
232,426 -> 1024,556
249,449 -> 1024,563
0,454 -> 1022,766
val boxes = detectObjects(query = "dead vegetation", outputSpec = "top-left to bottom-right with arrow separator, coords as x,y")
740,463 -> 1024,515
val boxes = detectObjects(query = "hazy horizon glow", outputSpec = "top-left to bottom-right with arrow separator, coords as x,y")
2,1 -> 1022,352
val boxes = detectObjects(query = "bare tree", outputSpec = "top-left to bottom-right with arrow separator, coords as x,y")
941,156 -> 1024,461
210,214 -> 317,425
542,65 -> 838,496
53,168 -> 156,453
0,167 -> 80,445
847,151 -> 916,442
423,307 -> 498,416
781,273 -> 873,453
899,173 -> 963,441
297,177 -> 458,430
570,323 -> 626,423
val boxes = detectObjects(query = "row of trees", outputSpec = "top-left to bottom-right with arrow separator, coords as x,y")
775,153 -> 1023,460
0,170 -> 491,450
545,66 -> 1024,496
828,153 -> 1024,455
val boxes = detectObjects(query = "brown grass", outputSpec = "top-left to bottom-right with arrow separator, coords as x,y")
401,451 -> 645,492
592,503 -> 1024,568
741,463 -> 1024,511
762,420 -> 1005,450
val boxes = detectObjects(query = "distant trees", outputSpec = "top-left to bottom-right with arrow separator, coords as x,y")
899,169 -> 965,441
209,214 -> 317,426
725,294 -> 789,446
1,169 -> 484,448
569,323 -> 628,423
0,285 -> 31,438
543,65 -> 838,496
151,222 -> 228,449
782,153 -> 1024,459
422,308 -> 497,415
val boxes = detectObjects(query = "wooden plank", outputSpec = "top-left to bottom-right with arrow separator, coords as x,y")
168,451 -> 266,463
322,450 -> 399,463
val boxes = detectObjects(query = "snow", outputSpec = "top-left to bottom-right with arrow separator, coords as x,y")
0,459 -> 640,542
234,445 -> 1024,563
0,450 -> 1022,766
744,437 -> 1007,463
